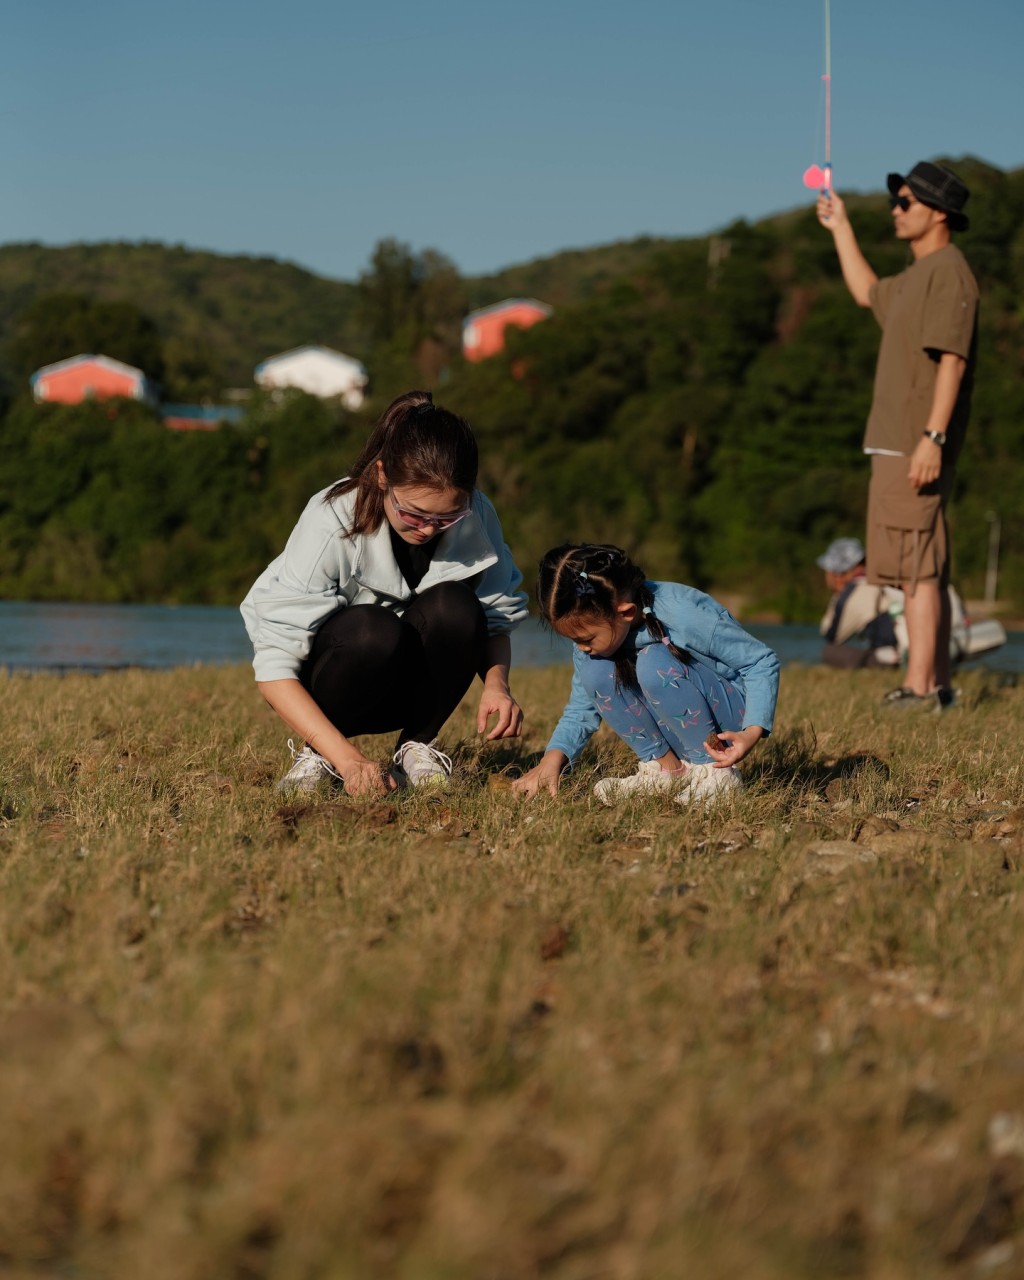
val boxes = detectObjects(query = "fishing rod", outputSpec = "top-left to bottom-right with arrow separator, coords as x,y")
802,0 -> 832,194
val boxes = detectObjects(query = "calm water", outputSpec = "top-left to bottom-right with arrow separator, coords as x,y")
1,600 -> 1022,674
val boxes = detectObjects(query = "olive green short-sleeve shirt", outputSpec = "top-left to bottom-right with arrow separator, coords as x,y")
865,244 -> 978,462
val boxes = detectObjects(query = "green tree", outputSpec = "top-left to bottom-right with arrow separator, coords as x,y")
9,293 -> 166,385
356,239 -> 421,347
355,239 -> 467,380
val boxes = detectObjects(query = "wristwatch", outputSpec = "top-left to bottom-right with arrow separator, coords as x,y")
923,430 -> 947,446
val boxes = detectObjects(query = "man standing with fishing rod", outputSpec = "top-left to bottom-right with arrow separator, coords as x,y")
816,162 -> 978,710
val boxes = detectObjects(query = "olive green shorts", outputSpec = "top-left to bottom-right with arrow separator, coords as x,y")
866,454 -> 951,592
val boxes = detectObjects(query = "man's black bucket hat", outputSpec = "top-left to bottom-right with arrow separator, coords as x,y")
887,161 -> 971,232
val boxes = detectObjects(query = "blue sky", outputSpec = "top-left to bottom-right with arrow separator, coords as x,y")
4,0 -> 1022,282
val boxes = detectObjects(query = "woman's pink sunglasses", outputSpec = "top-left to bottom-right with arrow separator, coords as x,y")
387,487 -> 472,532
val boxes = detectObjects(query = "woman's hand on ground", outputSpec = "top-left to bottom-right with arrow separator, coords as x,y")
705,725 -> 763,768
477,682 -> 523,740
340,757 -> 397,797
510,751 -> 567,798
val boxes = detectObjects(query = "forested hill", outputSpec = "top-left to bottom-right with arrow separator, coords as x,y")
0,242 -> 361,396
0,232 -> 671,401
1,156 -> 1022,616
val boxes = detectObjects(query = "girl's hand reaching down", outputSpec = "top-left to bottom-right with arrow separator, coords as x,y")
511,750 -> 568,798
705,725 -> 763,768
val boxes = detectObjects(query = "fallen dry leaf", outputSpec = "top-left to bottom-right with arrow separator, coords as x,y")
540,923 -> 571,961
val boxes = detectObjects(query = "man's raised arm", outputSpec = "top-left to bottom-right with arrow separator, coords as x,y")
817,190 -> 878,308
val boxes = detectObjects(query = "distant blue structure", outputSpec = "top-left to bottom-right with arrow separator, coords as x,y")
161,404 -> 245,431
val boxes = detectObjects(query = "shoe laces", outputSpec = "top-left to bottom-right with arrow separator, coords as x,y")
393,740 -> 453,776
286,738 -> 343,782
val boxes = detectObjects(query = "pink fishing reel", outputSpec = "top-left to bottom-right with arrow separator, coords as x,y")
803,163 -> 832,192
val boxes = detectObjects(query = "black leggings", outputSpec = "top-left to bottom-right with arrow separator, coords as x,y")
301,580 -> 488,744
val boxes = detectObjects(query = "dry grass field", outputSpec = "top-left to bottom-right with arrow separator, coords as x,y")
1,660 -> 1023,1279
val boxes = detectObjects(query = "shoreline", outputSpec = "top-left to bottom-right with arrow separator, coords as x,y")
716,595 -> 1024,633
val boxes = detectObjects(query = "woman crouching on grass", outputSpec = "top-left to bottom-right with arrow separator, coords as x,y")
241,391 -> 529,797
511,544 -> 780,806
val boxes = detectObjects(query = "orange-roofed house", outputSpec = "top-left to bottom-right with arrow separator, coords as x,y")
462,298 -> 553,362
31,354 -> 157,405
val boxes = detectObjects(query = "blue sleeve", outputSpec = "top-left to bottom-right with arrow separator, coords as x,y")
545,662 -> 601,764
706,613 -> 780,734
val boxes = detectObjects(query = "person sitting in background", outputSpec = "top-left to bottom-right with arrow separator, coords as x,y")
818,537 -> 901,669
818,537 -> 986,671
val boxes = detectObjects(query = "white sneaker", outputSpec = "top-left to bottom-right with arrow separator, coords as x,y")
275,739 -> 340,795
593,759 -> 686,807
674,762 -> 743,808
392,740 -> 453,789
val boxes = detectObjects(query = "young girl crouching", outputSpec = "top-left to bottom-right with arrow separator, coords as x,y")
512,544 -> 780,806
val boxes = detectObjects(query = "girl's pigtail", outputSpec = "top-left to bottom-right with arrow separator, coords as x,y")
613,650 -> 637,691
642,603 -> 690,665
640,588 -> 686,665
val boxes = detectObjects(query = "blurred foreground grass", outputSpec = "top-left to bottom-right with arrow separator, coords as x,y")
1,661 -> 1023,1279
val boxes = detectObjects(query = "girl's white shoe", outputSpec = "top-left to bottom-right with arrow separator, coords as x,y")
674,762 -> 743,807
593,759 -> 743,808
593,760 -> 686,806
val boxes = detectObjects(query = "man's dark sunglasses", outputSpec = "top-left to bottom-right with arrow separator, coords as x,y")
888,193 -> 917,212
